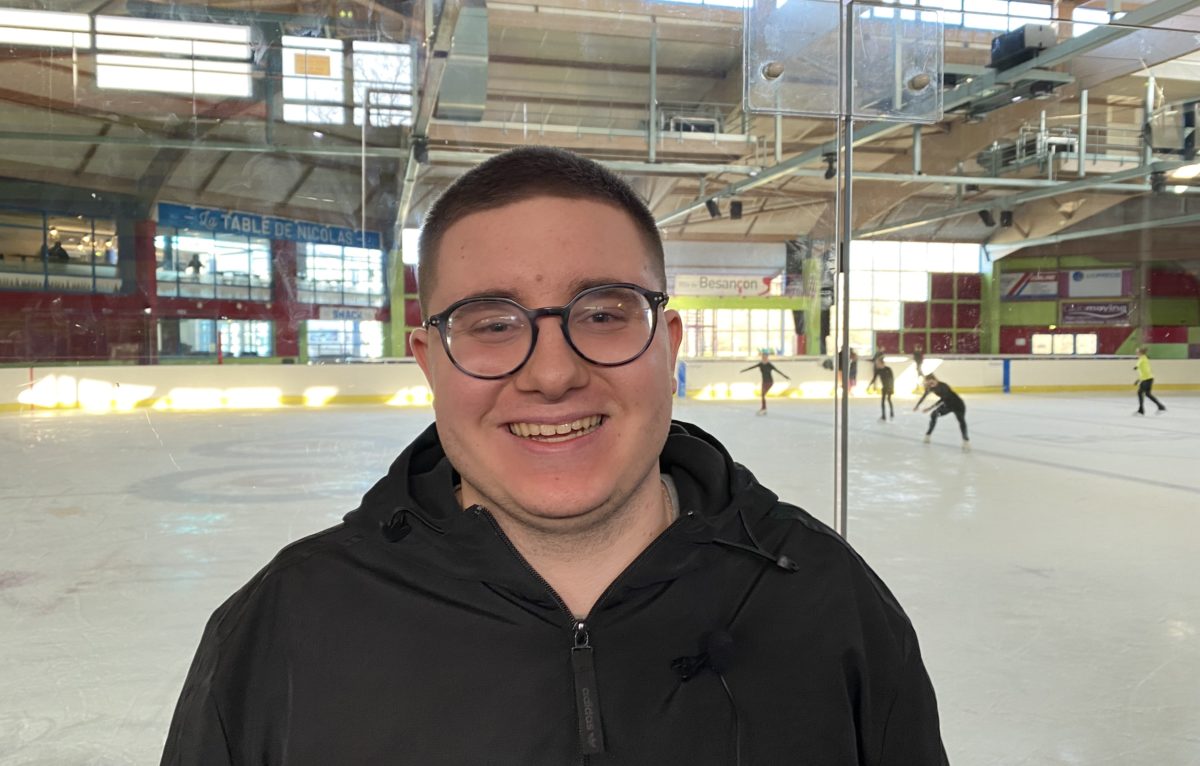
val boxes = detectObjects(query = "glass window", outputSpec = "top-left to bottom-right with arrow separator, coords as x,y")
155,229 -> 271,301
925,242 -> 956,273
849,271 -> 873,299
1072,7 -> 1109,36
352,41 -> 414,127
283,36 -> 346,125
871,301 -> 901,331
297,243 -> 385,306
873,271 -> 900,300
963,0 -> 1009,30
307,320 -> 383,359
849,300 -> 872,329
900,271 -> 929,301
953,243 -> 981,273
899,241 -> 928,271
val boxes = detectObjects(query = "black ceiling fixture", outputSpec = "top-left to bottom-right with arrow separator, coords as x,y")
978,209 -> 996,227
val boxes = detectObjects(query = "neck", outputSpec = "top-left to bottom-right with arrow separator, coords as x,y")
468,473 -> 675,619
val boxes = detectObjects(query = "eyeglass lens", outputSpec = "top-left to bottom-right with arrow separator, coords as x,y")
443,286 -> 656,377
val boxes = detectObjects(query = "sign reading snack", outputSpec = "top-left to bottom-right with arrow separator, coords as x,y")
999,271 -> 1058,299
674,274 -> 780,297
1061,301 -> 1132,325
159,203 -> 381,250
1066,269 -> 1129,298
318,307 -> 377,321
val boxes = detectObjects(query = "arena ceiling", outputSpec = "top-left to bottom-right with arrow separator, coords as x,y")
3,0 -> 1200,262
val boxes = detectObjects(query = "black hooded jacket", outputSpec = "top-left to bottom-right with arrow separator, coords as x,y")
162,420 -> 947,765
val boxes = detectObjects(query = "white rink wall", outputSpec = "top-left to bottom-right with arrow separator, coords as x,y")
2,357 -> 1198,411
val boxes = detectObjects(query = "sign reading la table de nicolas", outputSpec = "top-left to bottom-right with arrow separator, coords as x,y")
159,203 -> 382,251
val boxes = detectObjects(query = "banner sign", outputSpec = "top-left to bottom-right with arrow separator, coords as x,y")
1066,269 -> 1129,298
318,306 -> 377,321
674,274 -> 781,297
1061,301 -> 1132,325
999,271 -> 1058,299
159,203 -> 382,250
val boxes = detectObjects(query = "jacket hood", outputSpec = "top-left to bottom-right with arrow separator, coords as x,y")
342,420 -> 785,596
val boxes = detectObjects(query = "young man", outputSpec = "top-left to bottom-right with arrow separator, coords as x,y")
740,350 -> 790,414
915,373 -> 969,451
868,352 -> 895,421
1133,346 -> 1166,415
161,147 -> 946,765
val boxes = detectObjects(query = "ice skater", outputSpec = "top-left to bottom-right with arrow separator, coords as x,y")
914,374 -> 969,451
868,353 -> 895,421
1133,346 -> 1166,415
741,351 -> 791,415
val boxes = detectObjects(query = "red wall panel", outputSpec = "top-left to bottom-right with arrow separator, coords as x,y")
929,331 -> 953,352
903,302 -> 928,328
956,303 -> 981,329
955,273 -> 982,299
1146,325 -> 1188,343
874,331 -> 900,353
930,273 -> 954,300
955,332 -> 980,353
929,303 -> 954,329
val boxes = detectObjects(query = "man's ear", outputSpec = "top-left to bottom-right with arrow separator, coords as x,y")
411,327 -> 433,384
664,308 -> 683,377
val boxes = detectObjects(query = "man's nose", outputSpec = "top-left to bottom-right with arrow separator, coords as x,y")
512,316 -> 589,398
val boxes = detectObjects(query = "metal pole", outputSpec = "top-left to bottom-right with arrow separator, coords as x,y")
649,20 -> 658,163
913,125 -> 922,175
1143,76 -> 1156,166
775,112 -> 783,163
1078,89 -> 1089,177
834,2 -> 854,540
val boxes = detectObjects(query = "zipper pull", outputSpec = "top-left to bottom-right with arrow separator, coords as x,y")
571,621 -> 606,755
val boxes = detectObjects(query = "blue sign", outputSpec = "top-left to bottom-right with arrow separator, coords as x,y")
158,203 -> 382,250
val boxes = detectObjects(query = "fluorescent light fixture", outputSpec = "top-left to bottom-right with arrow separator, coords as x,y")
97,15 -> 250,44
1173,185 -> 1188,194
402,228 -> 421,265
96,54 -> 252,97
0,8 -> 88,31
96,34 -> 249,60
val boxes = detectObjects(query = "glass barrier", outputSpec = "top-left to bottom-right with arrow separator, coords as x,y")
1,1 -> 1197,764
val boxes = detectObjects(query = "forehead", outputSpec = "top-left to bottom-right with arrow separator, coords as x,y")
431,196 -> 658,306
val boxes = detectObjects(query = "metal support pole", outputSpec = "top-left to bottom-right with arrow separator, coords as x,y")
775,113 -> 783,163
834,3 -> 854,540
913,125 -> 922,175
1078,89 -> 1089,177
649,20 -> 658,163
1143,76 -> 1156,166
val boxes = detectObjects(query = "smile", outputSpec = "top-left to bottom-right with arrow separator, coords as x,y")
508,415 -> 604,442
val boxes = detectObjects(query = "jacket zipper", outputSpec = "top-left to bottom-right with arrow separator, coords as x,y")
473,505 -> 695,765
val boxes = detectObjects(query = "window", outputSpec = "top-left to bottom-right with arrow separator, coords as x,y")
95,16 -> 252,98
352,41 -> 414,127
1072,7 -> 1109,36
297,244 -> 385,306
283,36 -> 345,124
680,309 -> 795,358
0,209 -> 119,294
156,231 -> 271,301
159,319 -> 272,358
829,240 -> 980,354
0,8 -> 89,48
307,319 -> 383,360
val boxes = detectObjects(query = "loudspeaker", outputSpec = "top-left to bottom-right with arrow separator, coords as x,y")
730,201 -> 743,220
705,199 -> 720,218
978,210 -> 996,227
999,210 -> 1013,227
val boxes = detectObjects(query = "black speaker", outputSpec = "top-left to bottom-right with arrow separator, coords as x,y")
999,210 -> 1013,227
730,201 -> 743,220
705,199 -> 720,218
978,209 -> 996,227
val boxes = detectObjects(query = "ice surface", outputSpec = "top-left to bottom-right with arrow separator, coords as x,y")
1,394 -> 1198,764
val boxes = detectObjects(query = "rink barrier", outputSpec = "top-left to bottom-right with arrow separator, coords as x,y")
1,356 -> 1197,413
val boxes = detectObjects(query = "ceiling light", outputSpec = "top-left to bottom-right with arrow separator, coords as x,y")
1173,185 -> 1188,194
1171,163 -> 1200,179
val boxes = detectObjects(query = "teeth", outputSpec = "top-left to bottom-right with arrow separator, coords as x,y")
509,415 -> 602,441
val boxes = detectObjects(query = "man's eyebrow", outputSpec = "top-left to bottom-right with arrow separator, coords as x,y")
449,278 -> 643,306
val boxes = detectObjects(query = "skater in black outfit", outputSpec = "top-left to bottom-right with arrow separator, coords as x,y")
868,353 -> 895,421
742,351 -> 790,415
915,374 -> 969,451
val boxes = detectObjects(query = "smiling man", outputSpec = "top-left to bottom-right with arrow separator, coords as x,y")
162,147 -> 947,765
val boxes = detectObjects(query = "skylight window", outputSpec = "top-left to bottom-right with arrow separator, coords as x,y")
283,35 -> 346,125
0,8 -> 89,48
352,41 -> 414,127
93,16 -> 252,97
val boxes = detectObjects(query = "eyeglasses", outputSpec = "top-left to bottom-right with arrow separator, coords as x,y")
424,283 -> 669,379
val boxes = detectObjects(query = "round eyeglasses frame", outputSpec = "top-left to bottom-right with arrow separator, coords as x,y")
423,282 -> 670,380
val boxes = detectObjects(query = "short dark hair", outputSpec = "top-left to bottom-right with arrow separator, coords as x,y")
416,146 -> 665,314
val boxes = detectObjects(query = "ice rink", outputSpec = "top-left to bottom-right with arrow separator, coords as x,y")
2,393 -> 1198,765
